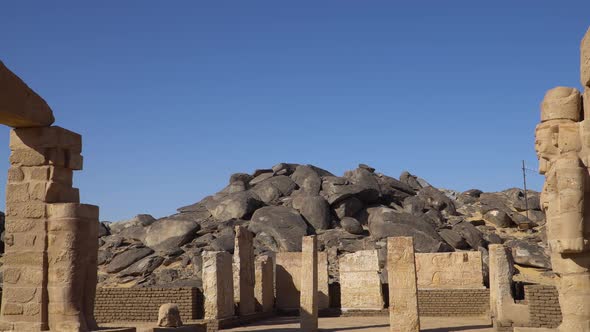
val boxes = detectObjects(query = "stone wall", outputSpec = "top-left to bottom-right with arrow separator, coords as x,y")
94,287 -> 203,323
524,285 -> 562,329
417,289 -> 489,317
275,252 -> 329,310
415,252 -> 484,289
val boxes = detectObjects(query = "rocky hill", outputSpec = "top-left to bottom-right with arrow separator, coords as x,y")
97,163 -> 550,288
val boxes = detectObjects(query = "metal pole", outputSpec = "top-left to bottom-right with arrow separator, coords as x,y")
522,160 -> 529,220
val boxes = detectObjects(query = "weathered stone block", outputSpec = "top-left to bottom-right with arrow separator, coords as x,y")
540,87 -> 581,122
202,251 -> 234,320
339,250 -> 383,310
275,252 -> 329,310
7,167 -> 24,183
9,149 -> 46,167
9,126 -> 81,152
5,201 -> 46,218
415,252 -> 484,289
0,61 -> 54,128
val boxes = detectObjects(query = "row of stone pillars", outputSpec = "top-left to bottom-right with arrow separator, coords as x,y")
200,230 -> 423,332
301,235 -> 421,332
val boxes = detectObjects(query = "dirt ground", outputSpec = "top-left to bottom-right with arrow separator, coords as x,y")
226,316 -> 494,332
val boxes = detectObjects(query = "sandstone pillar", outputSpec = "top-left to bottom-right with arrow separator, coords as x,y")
203,251 -> 234,320
300,236 -> 318,332
387,236 -> 419,332
46,203 -> 99,332
233,226 -> 255,316
0,126 -> 94,332
339,250 -> 383,311
254,255 -> 274,313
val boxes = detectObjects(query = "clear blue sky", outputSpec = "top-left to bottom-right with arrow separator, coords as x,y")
1,2 -> 589,221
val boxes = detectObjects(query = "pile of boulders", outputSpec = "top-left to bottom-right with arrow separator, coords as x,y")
94,163 -> 549,288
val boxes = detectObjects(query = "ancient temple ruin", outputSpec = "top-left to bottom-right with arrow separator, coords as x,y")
0,61 -> 99,331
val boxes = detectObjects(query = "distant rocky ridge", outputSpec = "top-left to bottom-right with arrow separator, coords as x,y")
95,163 -> 549,288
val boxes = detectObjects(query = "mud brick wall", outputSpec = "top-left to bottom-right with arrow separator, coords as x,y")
94,287 -> 203,323
524,284 -> 562,329
417,289 -> 489,316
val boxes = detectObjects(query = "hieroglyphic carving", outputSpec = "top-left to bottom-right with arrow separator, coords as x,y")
387,237 -> 420,332
415,252 -> 484,289
339,250 -> 383,310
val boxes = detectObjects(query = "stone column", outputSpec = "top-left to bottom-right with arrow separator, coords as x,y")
0,126 -> 86,331
300,236 -> 318,332
233,226 -> 255,316
47,203 -> 99,332
255,255 -> 274,313
387,236 -> 420,332
203,251 -> 234,320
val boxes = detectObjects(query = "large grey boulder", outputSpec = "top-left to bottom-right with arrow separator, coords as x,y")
376,174 -> 415,205
119,255 -> 164,277
98,222 -> 111,238
340,217 -> 363,235
364,206 -> 450,252
251,175 -> 297,204
438,229 -> 469,249
332,196 -> 364,219
344,167 -> 381,203
205,191 -> 263,221
109,214 -> 156,235
291,165 -> 323,195
399,171 -> 423,191
505,239 -> 551,269
417,186 -> 457,216
321,176 -> 378,205
249,206 -> 308,252
452,221 -> 485,249
272,163 -> 299,176
144,218 -> 200,254
106,247 -> 154,273
292,195 -> 331,230
483,209 -> 513,228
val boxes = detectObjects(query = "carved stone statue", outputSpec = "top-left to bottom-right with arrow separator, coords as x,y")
535,28 -> 590,330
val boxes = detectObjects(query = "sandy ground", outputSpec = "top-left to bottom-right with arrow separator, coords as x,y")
226,316 -> 494,332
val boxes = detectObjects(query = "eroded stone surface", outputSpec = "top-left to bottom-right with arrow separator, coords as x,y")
0,61 -> 54,128
157,303 -> 183,327
0,125 -> 97,332
415,252 -> 484,289
387,237 -> 420,332
339,250 -> 383,310
254,255 -> 274,313
202,251 -> 234,320
275,252 -> 329,310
